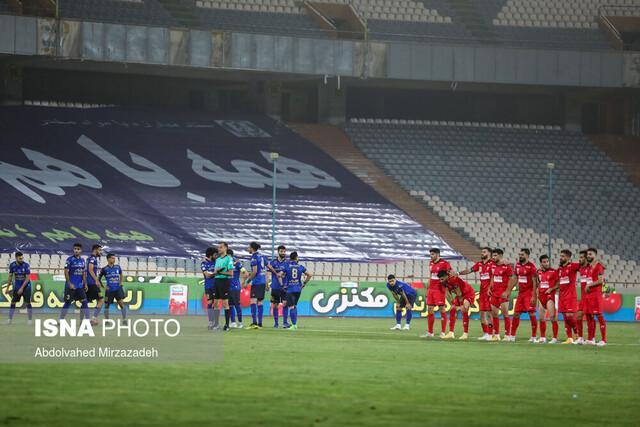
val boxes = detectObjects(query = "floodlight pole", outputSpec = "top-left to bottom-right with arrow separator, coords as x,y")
546,162 -> 555,258
271,152 -> 279,260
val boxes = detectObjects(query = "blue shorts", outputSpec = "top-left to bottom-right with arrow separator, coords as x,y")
64,287 -> 87,303
229,289 -> 241,306
11,287 -> 32,303
106,288 -> 125,303
398,294 -> 417,308
286,292 -> 301,307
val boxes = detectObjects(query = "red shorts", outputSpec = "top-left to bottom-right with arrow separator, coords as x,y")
427,287 -> 445,306
452,291 -> 475,307
478,288 -> 491,311
585,292 -> 602,315
558,296 -> 578,313
490,295 -> 509,308
538,291 -> 555,307
578,298 -> 587,312
514,292 -> 535,313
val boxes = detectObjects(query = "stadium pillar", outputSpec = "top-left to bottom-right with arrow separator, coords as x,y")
1,63 -> 23,105
546,162 -> 555,257
271,152 -> 279,260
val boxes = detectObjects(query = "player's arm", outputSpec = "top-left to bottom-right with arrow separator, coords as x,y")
64,266 -> 74,289
88,262 -> 100,288
83,269 -> 88,290
245,265 -> 257,285
531,273 -> 539,305
547,276 -> 559,294
400,290 -> 412,307
119,271 -> 124,288
586,271 -> 604,290
390,290 -> 401,304
502,274 -> 517,299
7,271 -> 13,291
487,275 -> 494,297
458,268 -> 472,275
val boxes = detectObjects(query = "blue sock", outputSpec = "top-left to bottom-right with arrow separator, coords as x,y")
230,305 -> 236,323
406,309 -> 413,325
93,305 -> 102,318
235,304 -> 243,322
395,310 -> 402,324
257,304 -> 264,325
121,304 -> 127,319
207,303 -> 214,322
251,303 -> 257,323
104,306 -> 110,319
283,306 -> 289,324
291,308 -> 297,325
60,301 -> 71,319
9,304 -> 15,320
273,305 -> 279,326
81,301 -> 89,321
26,304 -> 32,320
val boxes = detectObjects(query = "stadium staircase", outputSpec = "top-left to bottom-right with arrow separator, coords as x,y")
591,134 -> 640,186
445,0 -> 499,42
156,0 -> 200,28
289,123 -> 480,260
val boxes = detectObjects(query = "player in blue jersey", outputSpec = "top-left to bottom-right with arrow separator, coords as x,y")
268,245 -> 289,328
228,249 -> 247,329
60,243 -> 90,321
201,246 -> 218,330
100,253 -> 126,321
283,252 -> 312,330
245,242 -> 269,329
386,274 -> 417,331
214,242 -> 235,331
86,244 -> 105,324
6,252 -> 33,324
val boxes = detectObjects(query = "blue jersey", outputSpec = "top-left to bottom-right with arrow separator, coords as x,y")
387,280 -> 417,298
250,252 -> 268,285
64,256 -> 85,288
86,255 -> 100,286
9,261 -> 31,290
100,265 -> 122,291
284,262 -> 307,293
269,257 -> 288,290
201,259 -> 215,290
231,260 -> 244,291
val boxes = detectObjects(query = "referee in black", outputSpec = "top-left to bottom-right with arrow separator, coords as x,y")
213,242 -> 234,331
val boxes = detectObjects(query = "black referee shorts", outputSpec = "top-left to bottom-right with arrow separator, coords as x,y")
214,278 -> 230,300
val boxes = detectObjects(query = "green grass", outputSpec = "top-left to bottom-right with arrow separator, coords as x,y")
1,316 -> 639,427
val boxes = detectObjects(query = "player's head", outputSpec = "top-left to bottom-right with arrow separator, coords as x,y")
387,274 -> 396,286
218,241 -> 228,256
539,254 -> 550,269
560,249 -> 572,265
91,244 -> 102,256
106,253 -> 115,265
429,248 -> 440,262
73,242 -> 82,256
492,248 -> 503,262
586,247 -> 597,263
481,247 -> 491,260
205,246 -> 217,260
290,251 -> 298,262
249,241 -> 261,254
277,245 -> 286,258
437,269 -> 450,284
519,248 -> 530,263
578,250 -> 587,265
15,251 -> 23,263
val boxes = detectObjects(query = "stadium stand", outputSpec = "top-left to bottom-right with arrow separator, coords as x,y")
58,0 -> 179,27
345,119 -> 640,284
0,0 -> 15,14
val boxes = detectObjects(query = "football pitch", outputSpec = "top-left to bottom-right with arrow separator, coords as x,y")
1,316 -> 639,427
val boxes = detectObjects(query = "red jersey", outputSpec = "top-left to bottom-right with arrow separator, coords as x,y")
515,262 -> 537,293
557,262 -> 580,301
537,268 -> 558,295
443,275 -> 474,296
471,260 -> 494,292
429,258 -> 451,291
586,262 -> 605,295
579,264 -> 591,299
491,262 -> 514,293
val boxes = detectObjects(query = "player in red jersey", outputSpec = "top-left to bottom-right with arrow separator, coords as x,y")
507,248 -> 539,342
575,250 -> 590,345
557,249 -> 580,344
438,270 -> 475,340
536,254 -> 558,344
458,247 -> 494,341
585,248 -> 607,346
489,248 -> 516,341
422,248 -> 451,339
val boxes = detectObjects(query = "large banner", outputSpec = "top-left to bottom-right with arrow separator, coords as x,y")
2,274 -> 636,322
0,107 -> 460,261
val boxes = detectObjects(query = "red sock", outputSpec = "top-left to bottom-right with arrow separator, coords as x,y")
428,313 -> 435,334
597,314 -> 606,342
552,321 -> 558,339
587,315 -> 595,340
504,316 -> 511,336
529,314 -> 537,337
511,316 -> 520,336
449,309 -> 457,333
493,316 -> 500,334
481,322 -> 488,334
462,312 -> 469,333
577,317 -> 583,338
539,320 -> 547,336
440,313 -> 447,333
564,316 -> 574,339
